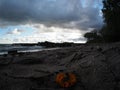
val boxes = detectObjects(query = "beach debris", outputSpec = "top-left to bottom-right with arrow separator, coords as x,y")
90,47 -> 94,50
56,72 -> 77,88
96,46 -> 102,52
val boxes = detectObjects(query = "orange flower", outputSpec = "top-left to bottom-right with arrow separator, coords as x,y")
56,73 -> 65,84
63,82 -> 70,88
56,72 -> 77,88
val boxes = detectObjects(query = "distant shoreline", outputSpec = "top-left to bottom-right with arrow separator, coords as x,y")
0,47 -> 61,55
0,41 -> 83,55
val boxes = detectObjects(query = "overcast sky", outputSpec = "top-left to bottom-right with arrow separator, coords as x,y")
0,0 -> 103,44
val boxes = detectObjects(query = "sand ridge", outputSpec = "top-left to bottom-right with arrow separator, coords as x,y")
0,42 -> 120,90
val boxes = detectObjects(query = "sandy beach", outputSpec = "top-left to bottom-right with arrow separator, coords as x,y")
0,42 -> 120,90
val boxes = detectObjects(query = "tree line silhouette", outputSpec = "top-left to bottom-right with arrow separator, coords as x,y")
84,0 -> 120,43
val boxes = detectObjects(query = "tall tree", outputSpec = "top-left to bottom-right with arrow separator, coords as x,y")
84,0 -> 120,43
84,30 -> 103,43
101,0 -> 120,42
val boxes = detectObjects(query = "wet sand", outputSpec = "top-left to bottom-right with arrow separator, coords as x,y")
0,42 -> 120,90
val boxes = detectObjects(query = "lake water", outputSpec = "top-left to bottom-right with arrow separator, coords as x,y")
0,44 -> 44,55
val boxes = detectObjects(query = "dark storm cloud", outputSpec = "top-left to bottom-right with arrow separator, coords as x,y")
0,0 -> 103,30
0,0 -> 80,22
